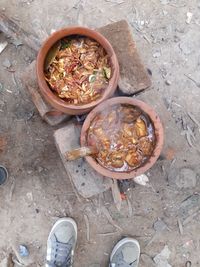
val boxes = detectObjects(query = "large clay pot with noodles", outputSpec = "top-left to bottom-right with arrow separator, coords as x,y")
36,27 -> 119,115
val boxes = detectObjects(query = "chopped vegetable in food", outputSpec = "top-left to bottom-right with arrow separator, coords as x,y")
87,104 -> 156,172
45,36 -> 112,105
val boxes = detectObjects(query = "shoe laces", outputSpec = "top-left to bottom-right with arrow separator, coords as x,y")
48,235 -> 73,267
110,257 -> 137,267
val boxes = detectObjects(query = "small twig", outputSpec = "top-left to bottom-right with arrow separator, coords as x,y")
12,257 -> 24,267
170,158 -> 176,168
126,196 -> 133,217
169,3 -> 186,8
104,0 -> 125,4
185,130 -> 195,147
187,111 -> 200,132
9,178 -> 16,201
166,158 -> 176,183
84,214 -> 90,242
132,6 -> 139,21
177,218 -> 183,235
182,207 -> 200,226
131,22 -> 143,33
97,231 -> 117,236
184,74 -> 200,88
108,18 -> 117,22
143,34 -> 151,44
171,101 -> 182,108
146,232 -> 159,247
111,179 -> 121,212
12,73 -> 18,87
131,23 -> 151,44
101,206 -> 122,231
161,165 -> 165,175
187,125 -> 196,140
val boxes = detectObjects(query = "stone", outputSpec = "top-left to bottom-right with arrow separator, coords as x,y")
179,41 -> 192,55
153,218 -> 167,232
98,20 -> 151,95
178,194 -> 200,222
165,80 -> 171,86
168,167 -> 197,189
134,174 -> 149,186
19,245 -> 29,257
153,245 -> 172,267
54,123 -> 111,198
0,41 -> 8,54
38,166 -> 44,173
12,39 -> 23,48
153,51 -> 161,58
186,12 -> 193,24
0,82 -> 3,92
175,168 -> 197,189
26,192 -> 33,201
163,10 -> 168,16
140,254 -> 155,267
2,58 -> 11,68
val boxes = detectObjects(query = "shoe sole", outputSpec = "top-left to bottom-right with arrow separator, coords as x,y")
110,237 -> 140,263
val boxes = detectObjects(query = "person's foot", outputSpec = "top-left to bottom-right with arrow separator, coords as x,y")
109,237 -> 140,267
46,218 -> 77,267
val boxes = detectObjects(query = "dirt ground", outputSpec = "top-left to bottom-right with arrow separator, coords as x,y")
0,0 -> 200,266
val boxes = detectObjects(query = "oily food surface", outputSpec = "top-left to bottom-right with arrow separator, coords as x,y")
44,36 -> 111,105
87,104 -> 156,172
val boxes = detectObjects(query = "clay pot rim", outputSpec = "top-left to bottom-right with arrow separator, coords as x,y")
80,97 -> 164,180
36,26 -> 119,113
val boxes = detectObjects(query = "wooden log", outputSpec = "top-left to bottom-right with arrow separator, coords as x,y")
0,12 -> 40,52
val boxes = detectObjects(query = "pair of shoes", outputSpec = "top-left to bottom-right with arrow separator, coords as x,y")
46,218 -> 140,267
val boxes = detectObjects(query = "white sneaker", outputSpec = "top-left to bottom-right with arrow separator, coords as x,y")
109,237 -> 140,267
46,218 -> 77,267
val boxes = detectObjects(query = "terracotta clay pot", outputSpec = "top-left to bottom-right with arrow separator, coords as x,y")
81,97 -> 164,180
36,27 -> 119,115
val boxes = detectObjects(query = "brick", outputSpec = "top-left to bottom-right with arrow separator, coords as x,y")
21,60 -> 70,126
54,124 -> 112,198
137,89 -> 199,166
98,20 -> 152,95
